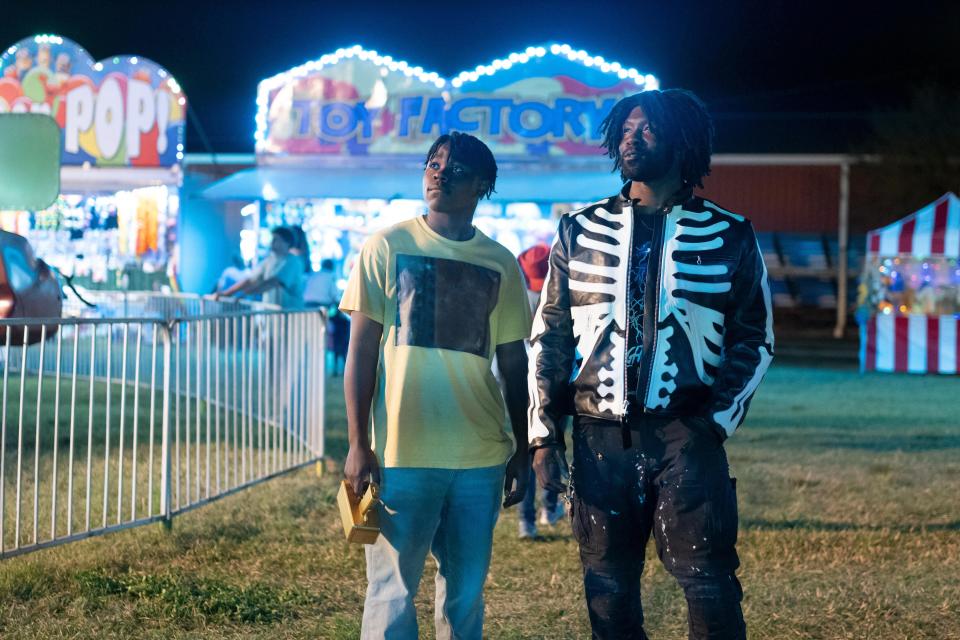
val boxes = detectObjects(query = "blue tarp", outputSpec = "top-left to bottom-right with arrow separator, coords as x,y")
200,165 -> 623,203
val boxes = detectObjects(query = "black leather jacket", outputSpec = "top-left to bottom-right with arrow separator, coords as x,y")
528,191 -> 775,448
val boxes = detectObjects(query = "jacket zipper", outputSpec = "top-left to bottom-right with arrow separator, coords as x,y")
620,202 -> 634,423
638,212 -> 666,414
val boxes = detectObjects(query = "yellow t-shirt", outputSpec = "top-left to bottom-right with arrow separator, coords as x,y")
340,216 -> 532,469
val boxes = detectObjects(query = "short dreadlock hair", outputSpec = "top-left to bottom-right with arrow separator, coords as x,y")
599,89 -> 714,190
425,132 -> 498,199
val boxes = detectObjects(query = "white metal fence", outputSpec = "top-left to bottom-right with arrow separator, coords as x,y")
0,296 -> 325,559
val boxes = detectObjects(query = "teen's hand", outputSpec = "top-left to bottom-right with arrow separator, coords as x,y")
502,450 -> 530,508
532,446 -> 568,494
344,445 -> 381,497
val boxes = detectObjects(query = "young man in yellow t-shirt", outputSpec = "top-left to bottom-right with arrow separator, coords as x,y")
340,132 -> 532,639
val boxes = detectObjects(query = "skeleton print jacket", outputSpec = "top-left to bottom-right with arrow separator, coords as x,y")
528,192 -> 775,449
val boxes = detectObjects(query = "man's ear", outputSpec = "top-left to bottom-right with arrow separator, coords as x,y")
477,180 -> 490,198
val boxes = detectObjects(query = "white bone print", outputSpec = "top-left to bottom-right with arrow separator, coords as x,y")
568,206 -> 630,413
646,209 -> 733,408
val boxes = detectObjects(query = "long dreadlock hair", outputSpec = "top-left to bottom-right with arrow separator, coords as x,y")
599,89 -> 715,196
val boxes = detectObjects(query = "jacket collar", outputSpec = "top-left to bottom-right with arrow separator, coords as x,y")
615,181 -> 699,215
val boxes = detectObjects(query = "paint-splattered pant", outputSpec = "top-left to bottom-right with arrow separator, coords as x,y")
570,415 -> 746,640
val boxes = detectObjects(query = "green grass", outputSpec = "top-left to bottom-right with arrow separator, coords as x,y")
0,373 -> 309,550
1,362 -> 959,638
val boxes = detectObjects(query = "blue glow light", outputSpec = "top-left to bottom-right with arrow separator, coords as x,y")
254,43 -> 659,148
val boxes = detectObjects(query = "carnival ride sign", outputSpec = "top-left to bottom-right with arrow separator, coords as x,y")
256,44 -> 658,159
0,35 -> 186,167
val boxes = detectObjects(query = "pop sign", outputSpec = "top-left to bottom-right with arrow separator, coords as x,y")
256,44 -> 658,159
0,34 -> 186,167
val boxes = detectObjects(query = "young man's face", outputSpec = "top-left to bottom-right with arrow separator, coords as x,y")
271,235 -> 291,255
422,143 -> 487,213
618,106 -> 675,183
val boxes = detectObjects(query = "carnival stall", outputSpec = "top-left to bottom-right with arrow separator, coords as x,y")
0,34 -> 186,290
860,193 -> 960,374
201,43 -> 657,281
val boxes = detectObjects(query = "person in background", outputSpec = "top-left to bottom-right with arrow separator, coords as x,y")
341,131 -> 531,639
516,243 -> 565,539
288,225 -> 312,273
217,226 -> 305,309
305,259 -> 350,375
304,259 -> 340,308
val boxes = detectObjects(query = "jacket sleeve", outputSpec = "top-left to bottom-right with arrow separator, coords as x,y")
527,220 -> 576,450
702,222 -> 775,439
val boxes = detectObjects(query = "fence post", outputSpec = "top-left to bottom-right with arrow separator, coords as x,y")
159,320 -> 174,531
317,309 -> 326,462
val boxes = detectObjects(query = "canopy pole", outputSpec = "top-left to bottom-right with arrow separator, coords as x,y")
833,161 -> 851,339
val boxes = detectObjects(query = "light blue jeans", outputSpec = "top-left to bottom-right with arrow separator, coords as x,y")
361,465 -> 505,640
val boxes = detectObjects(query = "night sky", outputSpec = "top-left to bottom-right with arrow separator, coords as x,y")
5,1 -> 957,154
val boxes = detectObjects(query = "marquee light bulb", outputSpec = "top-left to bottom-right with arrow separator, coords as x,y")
253,42 -> 658,145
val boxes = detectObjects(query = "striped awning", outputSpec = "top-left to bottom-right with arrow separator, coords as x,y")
862,314 -> 959,374
866,193 -> 960,259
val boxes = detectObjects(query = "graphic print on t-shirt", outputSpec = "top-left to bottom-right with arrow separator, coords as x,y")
625,240 -> 652,369
395,254 -> 501,357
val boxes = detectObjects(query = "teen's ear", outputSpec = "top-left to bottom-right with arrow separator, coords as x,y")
477,180 -> 490,198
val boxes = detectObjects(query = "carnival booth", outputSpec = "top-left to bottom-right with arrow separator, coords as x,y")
860,193 -> 960,374
0,34 -> 187,291
201,44 -> 658,280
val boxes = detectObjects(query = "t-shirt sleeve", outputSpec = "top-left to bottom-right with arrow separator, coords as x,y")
339,234 -> 388,323
494,258 -> 533,345
247,259 -> 267,284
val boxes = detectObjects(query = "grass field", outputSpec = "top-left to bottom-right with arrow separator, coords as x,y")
0,360 -> 958,639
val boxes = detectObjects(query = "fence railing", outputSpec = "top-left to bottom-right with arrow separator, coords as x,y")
62,290 -> 264,321
0,303 -> 325,560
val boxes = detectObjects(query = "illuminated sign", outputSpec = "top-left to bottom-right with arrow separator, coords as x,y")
257,44 -> 658,159
1,34 -> 186,167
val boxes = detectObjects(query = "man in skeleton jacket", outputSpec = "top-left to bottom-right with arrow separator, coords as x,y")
529,89 -> 774,640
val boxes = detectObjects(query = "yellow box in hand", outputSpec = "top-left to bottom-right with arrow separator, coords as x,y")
337,480 -> 381,544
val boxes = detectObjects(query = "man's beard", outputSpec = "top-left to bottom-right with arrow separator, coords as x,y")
621,145 -> 675,183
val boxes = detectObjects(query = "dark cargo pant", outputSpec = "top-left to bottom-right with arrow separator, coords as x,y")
569,415 -> 746,640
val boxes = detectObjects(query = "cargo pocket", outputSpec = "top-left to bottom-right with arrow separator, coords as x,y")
659,480 -> 711,557
569,492 -> 597,553
710,477 -> 739,555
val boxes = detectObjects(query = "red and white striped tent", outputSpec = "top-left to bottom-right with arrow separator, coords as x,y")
862,193 -> 960,374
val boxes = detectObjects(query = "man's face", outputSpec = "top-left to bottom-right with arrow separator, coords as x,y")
422,143 -> 487,212
271,235 -> 291,255
618,106 -> 675,183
